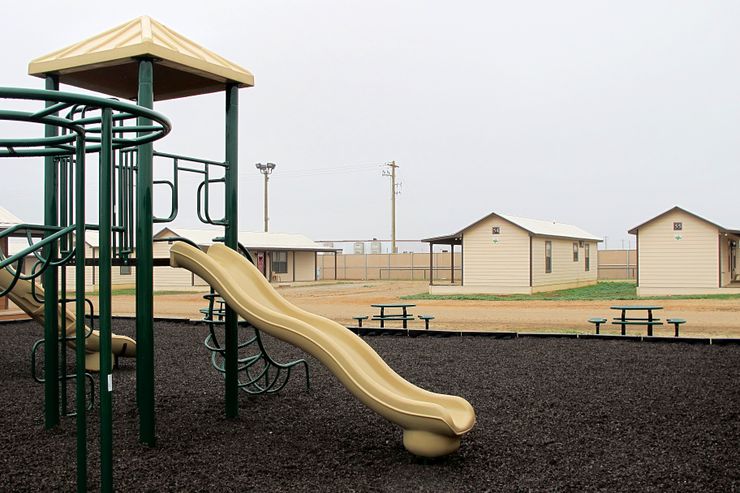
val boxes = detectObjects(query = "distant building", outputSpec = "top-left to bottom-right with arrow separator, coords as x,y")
3,220 -> 341,295
154,227 -> 340,286
422,212 -> 601,295
628,206 -> 740,295
0,207 -> 24,310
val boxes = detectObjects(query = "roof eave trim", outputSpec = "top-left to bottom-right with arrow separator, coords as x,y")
628,206 -> 726,235
29,42 -> 254,87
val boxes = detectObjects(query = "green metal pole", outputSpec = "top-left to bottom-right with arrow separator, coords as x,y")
74,134 -> 87,493
59,157 -> 68,416
99,108 -> 114,493
136,59 -> 156,445
43,74 -> 59,429
224,84 -> 239,418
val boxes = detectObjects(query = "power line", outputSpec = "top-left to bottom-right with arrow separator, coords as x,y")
238,162 -> 381,178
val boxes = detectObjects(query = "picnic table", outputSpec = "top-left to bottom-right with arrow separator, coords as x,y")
201,293 -> 226,322
370,303 -> 416,329
611,305 -> 663,336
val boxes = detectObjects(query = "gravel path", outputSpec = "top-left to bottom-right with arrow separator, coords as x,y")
1,319 -> 738,492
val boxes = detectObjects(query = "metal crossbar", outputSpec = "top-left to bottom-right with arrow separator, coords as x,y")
152,150 -> 228,226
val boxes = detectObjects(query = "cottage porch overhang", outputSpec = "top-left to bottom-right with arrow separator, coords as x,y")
421,234 -> 462,286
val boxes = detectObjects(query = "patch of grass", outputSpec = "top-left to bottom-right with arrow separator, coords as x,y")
402,282 -> 740,302
153,290 -> 201,296
87,288 -> 195,296
87,288 -> 135,296
640,293 -> 740,300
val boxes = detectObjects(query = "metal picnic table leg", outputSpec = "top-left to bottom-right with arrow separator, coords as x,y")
621,309 -> 626,335
379,307 -> 385,328
402,307 -> 408,329
647,309 -> 653,336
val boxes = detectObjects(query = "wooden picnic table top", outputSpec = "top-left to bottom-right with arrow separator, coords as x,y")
370,303 -> 416,308
610,305 -> 663,311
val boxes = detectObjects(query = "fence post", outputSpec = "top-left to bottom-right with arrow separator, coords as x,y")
626,249 -> 630,280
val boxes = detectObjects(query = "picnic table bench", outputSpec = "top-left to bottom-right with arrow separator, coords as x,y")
587,317 -> 607,334
418,314 -> 435,330
667,318 -> 686,337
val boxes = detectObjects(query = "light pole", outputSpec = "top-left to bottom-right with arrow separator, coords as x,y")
255,162 -> 276,232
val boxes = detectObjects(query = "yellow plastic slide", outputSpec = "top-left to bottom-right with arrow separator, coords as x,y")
0,268 -> 136,372
170,242 -> 475,457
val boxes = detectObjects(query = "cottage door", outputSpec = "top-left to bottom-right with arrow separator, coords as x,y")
731,241 -> 738,281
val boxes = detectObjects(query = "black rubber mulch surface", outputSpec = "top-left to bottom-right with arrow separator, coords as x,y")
0,319 -> 738,492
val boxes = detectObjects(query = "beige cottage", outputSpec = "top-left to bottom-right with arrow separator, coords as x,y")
1,207 -> 25,310
6,226 -> 337,293
0,209 -> 124,296
629,206 -> 740,296
7,232 -> 137,291
423,212 -> 601,294
155,228 -> 339,286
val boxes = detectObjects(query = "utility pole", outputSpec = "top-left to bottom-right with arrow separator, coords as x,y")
382,161 -> 400,253
255,162 -> 276,232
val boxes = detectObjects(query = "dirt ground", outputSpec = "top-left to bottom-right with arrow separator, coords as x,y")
93,280 -> 740,338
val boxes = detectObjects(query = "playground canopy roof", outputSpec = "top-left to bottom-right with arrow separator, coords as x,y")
28,16 -> 254,101
0,207 -> 23,230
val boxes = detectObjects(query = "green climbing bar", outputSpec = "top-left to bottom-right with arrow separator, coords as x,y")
224,84 -> 239,418
136,59 -> 156,446
42,74 -> 59,429
99,107 -> 114,493
74,134 -> 87,493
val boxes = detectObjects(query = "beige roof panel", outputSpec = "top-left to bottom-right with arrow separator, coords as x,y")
156,228 -> 339,252
498,214 -> 602,241
28,16 -> 254,101
423,211 -> 602,243
627,205 -> 740,235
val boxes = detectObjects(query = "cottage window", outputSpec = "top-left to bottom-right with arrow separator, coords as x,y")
573,242 -> 579,262
585,244 -> 590,272
272,251 -> 288,274
545,241 -> 552,273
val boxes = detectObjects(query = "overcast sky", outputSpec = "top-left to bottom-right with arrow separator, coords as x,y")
2,1 -> 738,251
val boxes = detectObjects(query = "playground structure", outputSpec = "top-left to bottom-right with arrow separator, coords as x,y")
0,85 -> 171,493
0,268 -> 135,371
0,16 -> 475,492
